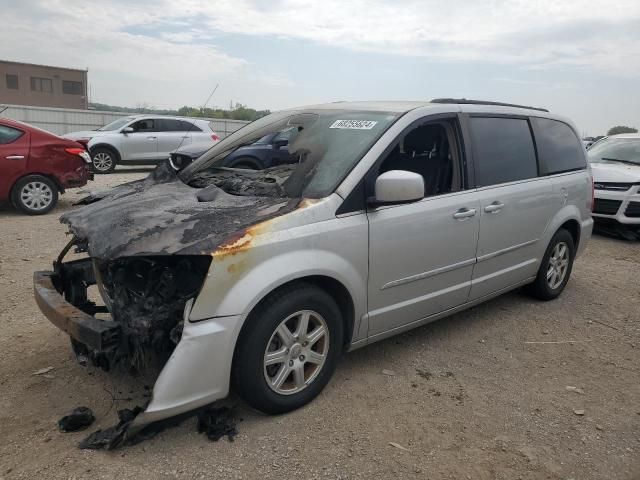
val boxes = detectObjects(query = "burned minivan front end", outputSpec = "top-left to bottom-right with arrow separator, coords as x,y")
34,106 -> 402,439
36,244 -> 212,372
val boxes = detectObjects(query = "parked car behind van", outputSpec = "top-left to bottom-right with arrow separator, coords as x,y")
64,115 -> 220,173
169,129 -> 298,171
35,99 -> 592,437
588,134 -> 640,239
0,117 -> 92,215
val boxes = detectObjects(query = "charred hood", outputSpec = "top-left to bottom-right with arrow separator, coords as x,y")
61,161 -> 299,260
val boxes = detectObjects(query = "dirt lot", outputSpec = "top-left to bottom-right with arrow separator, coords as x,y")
0,169 -> 638,480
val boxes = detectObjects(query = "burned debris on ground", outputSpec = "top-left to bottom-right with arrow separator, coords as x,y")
58,407 -> 95,432
77,404 -> 239,450
79,406 -> 144,450
197,406 -> 239,442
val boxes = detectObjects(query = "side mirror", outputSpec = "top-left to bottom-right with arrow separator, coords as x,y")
371,170 -> 424,205
121,127 -> 134,134
273,139 -> 288,149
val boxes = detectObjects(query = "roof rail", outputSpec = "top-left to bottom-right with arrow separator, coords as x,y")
430,98 -> 549,113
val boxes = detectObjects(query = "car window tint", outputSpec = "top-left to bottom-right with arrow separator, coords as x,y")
470,117 -> 538,187
133,119 -> 155,131
179,120 -> 201,132
0,125 -> 24,144
158,119 -> 181,131
534,118 -> 586,174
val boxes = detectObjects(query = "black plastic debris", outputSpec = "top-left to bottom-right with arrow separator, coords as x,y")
58,406 -> 95,432
79,406 -> 143,450
197,406 -> 238,442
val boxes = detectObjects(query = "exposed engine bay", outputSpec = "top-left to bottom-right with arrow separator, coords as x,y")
55,248 -> 211,371
50,161 -> 299,370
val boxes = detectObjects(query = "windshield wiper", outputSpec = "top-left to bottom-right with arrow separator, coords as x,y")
600,157 -> 640,166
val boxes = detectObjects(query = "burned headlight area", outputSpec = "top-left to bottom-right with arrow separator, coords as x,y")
56,254 -> 211,370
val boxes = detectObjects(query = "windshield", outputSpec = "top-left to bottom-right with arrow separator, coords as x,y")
98,117 -> 135,131
588,137 -> 640,166
181,109 -> 400,198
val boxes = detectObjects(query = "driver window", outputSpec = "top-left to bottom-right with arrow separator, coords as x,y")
132,119 -> 155,132
378,120 -> 462,197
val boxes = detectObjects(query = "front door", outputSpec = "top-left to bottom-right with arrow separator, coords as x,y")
0,124 -> 29,198
121,119 -> 158,161
366,117 -> 479,337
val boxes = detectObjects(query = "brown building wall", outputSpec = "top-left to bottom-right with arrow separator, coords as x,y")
0,60 -> 88,109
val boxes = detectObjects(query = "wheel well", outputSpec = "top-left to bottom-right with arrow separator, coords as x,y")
10,173 -> 64,199
90,143 -> 121,162
230,156 -> 262,169
559,219 -> 580,249
248,276 -> 356,348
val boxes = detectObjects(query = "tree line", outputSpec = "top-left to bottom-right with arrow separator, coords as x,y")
89,102 -> 271,122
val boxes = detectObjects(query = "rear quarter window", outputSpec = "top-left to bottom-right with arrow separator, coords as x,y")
533,118 -> 586,174
469,117 -> 538,187
0,125 -> 24,144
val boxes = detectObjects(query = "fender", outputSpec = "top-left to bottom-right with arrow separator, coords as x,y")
190,247 -> 366,325
539,203 -> 582,256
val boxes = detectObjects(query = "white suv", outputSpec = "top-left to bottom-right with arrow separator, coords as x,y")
64,115 -> 220,173
588,134 -> 640,239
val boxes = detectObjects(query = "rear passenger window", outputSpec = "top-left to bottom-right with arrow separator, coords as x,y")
470,117 -> 538,187
0,125 -> 23,144
179,120 -> 201,131
158,119 -> 181,131
533,118 -> 586,174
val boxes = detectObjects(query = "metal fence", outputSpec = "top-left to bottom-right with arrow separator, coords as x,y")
0,103 -> 250,138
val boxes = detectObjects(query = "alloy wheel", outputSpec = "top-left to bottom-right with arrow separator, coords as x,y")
93,152 -> 113,172
263,310 -> 330,395
547,241 -> 569,289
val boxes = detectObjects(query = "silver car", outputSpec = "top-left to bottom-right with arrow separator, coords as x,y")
64,115 -> 219,173
35,99 -> 593,438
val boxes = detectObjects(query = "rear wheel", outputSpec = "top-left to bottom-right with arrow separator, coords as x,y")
526,229 -> 575,300
232,283 -> 344,414
12,175 -> 58,215
91,147 -> 117,173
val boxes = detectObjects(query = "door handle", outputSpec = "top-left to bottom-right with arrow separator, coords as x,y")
147,136 -> 157,140
484,202 -> 504,213
5,155 -> 25,160
453,208 -> 477,220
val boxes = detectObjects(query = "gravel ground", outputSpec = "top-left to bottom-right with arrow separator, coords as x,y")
0,168 -> 638,480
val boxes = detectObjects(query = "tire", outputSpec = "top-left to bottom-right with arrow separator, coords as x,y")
11,175 -> 59,215
232,283 -> 344,414
230,157 -> 260,170
526,229 -> 575,301
91,147 -> 117,173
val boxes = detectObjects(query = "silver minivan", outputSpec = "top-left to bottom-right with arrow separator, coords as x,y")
35,99 -> 593,433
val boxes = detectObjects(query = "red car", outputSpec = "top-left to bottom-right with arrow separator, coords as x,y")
0,118 -> 92,215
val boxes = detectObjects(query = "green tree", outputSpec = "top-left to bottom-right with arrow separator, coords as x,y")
607,125 -> 638,136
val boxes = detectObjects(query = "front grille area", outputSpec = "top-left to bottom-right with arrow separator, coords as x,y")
625,201 -> 640,218
593,198 -> 622,215
593,182 -> 633,191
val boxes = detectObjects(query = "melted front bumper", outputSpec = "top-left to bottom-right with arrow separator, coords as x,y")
33,270 -> 119,352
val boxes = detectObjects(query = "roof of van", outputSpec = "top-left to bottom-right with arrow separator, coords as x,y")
292,99 -> 551,115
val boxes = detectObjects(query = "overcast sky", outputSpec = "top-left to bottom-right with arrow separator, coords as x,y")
2,0 -> 639,135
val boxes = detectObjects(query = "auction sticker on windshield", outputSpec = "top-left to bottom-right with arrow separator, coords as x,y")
330,120 -> 378,130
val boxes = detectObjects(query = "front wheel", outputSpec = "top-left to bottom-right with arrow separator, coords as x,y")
91,147 -> 117,173
232,283 -> 344,414
526,229 -> 575,300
